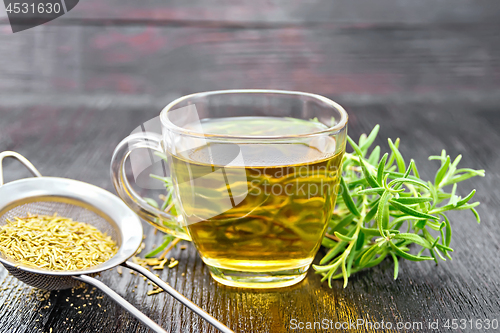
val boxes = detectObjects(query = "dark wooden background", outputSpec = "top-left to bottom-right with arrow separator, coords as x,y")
0,1 -> 499,332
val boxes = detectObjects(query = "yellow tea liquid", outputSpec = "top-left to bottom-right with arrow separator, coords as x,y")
170,117 -> 344,287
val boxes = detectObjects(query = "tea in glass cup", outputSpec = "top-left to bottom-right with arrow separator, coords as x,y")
112,90 -> 348,288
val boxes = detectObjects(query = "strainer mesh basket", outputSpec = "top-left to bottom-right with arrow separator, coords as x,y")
0,199 -> 121,290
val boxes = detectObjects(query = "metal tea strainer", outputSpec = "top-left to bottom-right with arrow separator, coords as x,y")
0,151 -> 233,333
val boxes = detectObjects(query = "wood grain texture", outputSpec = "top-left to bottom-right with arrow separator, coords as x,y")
0,23 -> 500,109
0,103 -> 498,333
1,0 -> 500,26
43,1 -> 500,26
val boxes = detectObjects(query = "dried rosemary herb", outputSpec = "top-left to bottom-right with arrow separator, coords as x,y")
0,214 -> 118,271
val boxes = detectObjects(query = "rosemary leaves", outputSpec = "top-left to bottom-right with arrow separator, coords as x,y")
313,125 -> 485,287
0,214 -> 118,271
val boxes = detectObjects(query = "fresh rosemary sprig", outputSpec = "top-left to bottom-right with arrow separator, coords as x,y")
144,234 -> 177,258
313,125 -> 485,287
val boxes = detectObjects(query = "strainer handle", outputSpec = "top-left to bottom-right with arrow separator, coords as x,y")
0,151 -> 42,186
110,132 -> 191,241
123,261 -> 234,333
74,274 -> 169,333
74,263 -> 234,333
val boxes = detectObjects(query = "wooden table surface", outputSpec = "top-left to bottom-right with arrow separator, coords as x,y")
0,1 -> 499,332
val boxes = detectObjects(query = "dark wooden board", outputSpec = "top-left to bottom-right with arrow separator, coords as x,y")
2,0 -> 500,26
0,0 -> 499,332
1,23 -> 500,111
0,103 -> 499,333
35,0 -> 500,25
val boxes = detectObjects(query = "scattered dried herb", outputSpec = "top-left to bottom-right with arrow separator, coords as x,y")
147,288 -> 164,296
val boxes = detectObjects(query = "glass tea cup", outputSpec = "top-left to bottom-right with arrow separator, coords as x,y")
111,90 -> 348,288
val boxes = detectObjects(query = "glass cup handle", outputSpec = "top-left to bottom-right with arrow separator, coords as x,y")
0,151 -> 42,187
110,132 -> 191,241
